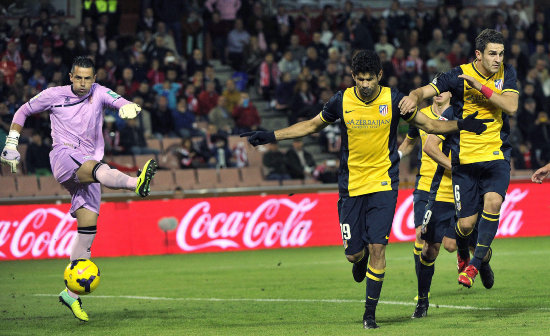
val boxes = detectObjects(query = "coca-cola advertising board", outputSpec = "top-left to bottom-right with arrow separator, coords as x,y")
0,183 -> 548,260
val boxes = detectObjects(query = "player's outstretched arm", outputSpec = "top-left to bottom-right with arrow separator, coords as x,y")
423,135 -> 452,170
398,85 -> 437,115
531,163 -> 550,184
1,123 -> 23,173
411,111 -> 493,135
241,113 -> 327,147
458,74 -> 519,116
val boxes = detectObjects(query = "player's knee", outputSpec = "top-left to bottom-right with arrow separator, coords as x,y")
458,218 -> 476,233
443,238 -> 457,252
423,242 -> 440,260
346,251 -> 364,263
76,160 -> 100,183
483,193 -> 503,213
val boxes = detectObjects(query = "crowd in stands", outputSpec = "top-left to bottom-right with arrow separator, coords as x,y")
1,0 -> 550,188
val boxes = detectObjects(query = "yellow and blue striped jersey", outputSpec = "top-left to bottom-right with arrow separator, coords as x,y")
407,106 -> 454,203
320,86 -> 416,197
430,62 -> 519,165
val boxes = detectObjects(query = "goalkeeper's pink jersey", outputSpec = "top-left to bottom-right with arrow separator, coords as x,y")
13,83 -> 130,161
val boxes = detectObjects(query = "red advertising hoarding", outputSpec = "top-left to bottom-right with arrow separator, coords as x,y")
0,183 -> 548,260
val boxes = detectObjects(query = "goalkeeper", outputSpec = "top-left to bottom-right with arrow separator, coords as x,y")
0,56 -> 157,322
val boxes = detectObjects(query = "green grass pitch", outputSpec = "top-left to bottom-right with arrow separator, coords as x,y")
1,236 -> 549,335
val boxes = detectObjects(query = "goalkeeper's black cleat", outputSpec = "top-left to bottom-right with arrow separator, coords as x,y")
411,300 -> 429,319
135,159 -> 157,197
479,261 -> 494,289
352,251 -> 369,283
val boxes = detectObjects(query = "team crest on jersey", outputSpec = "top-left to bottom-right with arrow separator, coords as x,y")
64,97 -> 70,104
438,116 -> 447,121
107,90 -> 121,99
494,79 -> 503,91
379,105 -> 388,116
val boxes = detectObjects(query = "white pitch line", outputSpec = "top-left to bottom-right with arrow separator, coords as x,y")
33,294 -> 550,311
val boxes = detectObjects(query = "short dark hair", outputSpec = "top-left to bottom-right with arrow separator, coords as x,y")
475,29 -> 504,53
71,56 -> 96,74
351,50 -> 382,76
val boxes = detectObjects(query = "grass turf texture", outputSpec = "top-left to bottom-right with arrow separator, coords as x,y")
1,236 -> 549,335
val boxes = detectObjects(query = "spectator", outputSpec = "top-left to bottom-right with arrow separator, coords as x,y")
222,79 -> 241,113
25,132 -> 52,176
374,34 -> 395,60
287,34 -> 306,64
205,0 -> 241,29
197,81 -> 219,119
207,11 -> 228,64
258,52 -> 280,101
137,7 -> 156,34
174,137 -> 208,169
208,133 -> 234,168
278,50 -> 301,81
119,118 -> 159,155
118,67 -> 140,97
232,92 -> 261,133
209,96 -> 235,135
226,18 -> 250,71
313,159 -> 339,183
187,48 -> 208,79
285,139 -> 316,179
204,65 -> 222,94
172,98 -> 202,138
263,142 -> 291,181
133,96 -> 153,140
426,28 -> 450,58
274,72 -> 295,117
153,0 -> 186,55
151,95 -> 175,136
153,80 -> 182,111
304,47 -> 324,76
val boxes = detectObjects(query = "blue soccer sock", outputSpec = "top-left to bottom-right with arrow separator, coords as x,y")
413,241 -> 423,277
365,265 -> 385,316
417,254 -> 435,300
454,221 -> 471,260
472,211 -> 499,269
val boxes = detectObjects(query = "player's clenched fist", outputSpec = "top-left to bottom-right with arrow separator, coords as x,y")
1,130 -> 21,173
118,103 -> 141,119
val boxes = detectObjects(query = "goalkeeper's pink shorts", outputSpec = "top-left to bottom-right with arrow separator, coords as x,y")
50,145 -> 101,218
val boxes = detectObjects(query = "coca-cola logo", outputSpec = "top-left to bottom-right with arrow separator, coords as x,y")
176,198 -> 317,251
0,208 -> 76,259
391,187 -> 529,240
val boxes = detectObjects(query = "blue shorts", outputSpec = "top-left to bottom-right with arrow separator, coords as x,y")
337,190 -> 398,255
413,190 -> 429,229
421,200 -> 456,243
452,160 -> 510,218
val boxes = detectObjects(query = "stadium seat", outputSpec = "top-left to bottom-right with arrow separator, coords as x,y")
37,175 -> 67,196
135,154 -> 157,168
218,168 -> 241,188
247,148 -> 263,167
162,137 -> 182,154
146,138 -> 162,153
196,168 -> 219,189
174,169 -> 197,189
152,170 -> 176,191
239,167 -> 280,187
16,175 -> 40,197
304,178 -> 322,185
0,176 -> 17,197
110,155 -> 136,169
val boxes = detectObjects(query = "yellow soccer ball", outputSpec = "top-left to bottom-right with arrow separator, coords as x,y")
63,259 -> 101,295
